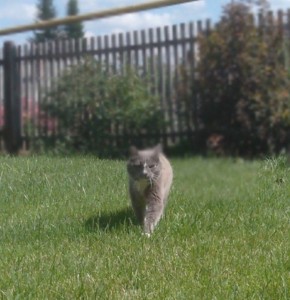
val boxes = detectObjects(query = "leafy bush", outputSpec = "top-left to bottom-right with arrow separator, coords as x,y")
40,58 -> 164,156
196,1 -> 290,156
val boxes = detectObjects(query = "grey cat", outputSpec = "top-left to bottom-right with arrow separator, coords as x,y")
127,145 -> 173,236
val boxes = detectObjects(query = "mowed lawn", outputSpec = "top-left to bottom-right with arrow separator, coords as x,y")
0,155 -> 289,299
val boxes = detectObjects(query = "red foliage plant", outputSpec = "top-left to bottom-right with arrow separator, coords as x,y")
196,0 -> 290,155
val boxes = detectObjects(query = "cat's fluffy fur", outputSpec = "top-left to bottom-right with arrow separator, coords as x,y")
127,145 -> 173,235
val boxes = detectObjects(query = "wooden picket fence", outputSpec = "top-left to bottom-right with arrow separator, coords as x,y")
0,20 -> 205,153
0,9 -> 289,154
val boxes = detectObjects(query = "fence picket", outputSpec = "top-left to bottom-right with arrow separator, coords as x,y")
148,28 -> 156,96
188,22 -> 198,133
104,35 -> 110,70
141,30 -> 147,75
172,24 -> 180,143
22,44 -> 29,145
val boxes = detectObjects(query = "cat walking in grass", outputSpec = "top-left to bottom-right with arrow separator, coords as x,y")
127,145 -> 173,236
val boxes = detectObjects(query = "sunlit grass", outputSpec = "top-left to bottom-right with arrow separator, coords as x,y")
0,155 -> 289,299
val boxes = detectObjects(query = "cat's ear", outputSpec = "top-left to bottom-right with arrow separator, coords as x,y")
129,146 -> 138,156
154,144 -> 162,154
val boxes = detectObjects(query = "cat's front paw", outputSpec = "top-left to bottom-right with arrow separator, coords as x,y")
143,218 -> 154,237
141,231 -> 151,238
142,232 -> 151,238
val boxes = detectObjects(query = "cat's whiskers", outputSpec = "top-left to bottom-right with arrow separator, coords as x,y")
151,173 -> 160,185
148,179 -> 154,186
148,176 -> 153,187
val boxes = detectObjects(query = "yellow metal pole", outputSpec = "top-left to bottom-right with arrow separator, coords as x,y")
0,0 -> 200,36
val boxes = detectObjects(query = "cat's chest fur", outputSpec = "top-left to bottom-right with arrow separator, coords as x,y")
133,178 -> 150,194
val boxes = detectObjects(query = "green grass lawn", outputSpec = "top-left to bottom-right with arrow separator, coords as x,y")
0,155 -> 289,299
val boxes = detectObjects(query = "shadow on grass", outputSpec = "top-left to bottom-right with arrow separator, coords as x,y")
85,207 -> 138,232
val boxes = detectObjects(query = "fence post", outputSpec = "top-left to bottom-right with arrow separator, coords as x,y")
3,41 -> 21,154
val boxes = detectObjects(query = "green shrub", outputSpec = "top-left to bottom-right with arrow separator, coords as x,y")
41,58 -> 164,156
196,0 -> 290,156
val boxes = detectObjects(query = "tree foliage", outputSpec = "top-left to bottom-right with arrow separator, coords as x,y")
32,0 -> 61,43
196,0 -> 290,155
65,0 -> 84,40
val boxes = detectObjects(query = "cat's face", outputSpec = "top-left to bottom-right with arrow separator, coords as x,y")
127,145 -> 161,182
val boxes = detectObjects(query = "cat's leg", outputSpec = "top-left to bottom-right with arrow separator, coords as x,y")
129,186 -> 145,225
143,197 -> 164,235
131,200 -> 145,225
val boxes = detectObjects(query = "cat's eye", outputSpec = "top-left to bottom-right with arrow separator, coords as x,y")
148,164 -> 157,169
